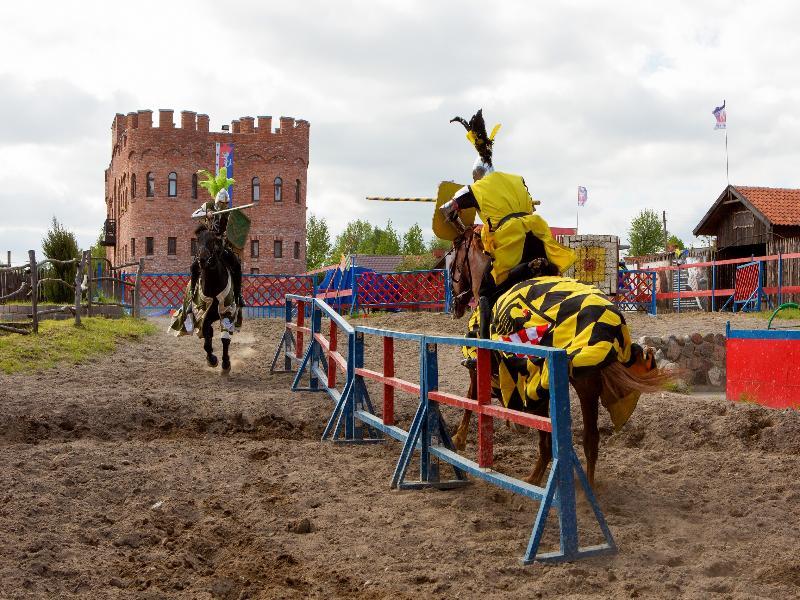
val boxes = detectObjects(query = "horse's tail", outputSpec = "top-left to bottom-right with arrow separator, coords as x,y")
600,343 -> 675,400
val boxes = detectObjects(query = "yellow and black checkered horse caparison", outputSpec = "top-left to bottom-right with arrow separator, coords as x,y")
489,276 -> 633,408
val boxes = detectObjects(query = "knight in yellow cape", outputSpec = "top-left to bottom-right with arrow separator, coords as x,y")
438,109 -> 575,293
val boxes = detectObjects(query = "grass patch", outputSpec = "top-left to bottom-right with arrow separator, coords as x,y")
665,380 -> 692,395
0,316 -> 157,374
765,306 -> 800,320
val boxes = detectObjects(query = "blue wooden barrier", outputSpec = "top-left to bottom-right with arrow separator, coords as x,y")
273,294 -> 617,565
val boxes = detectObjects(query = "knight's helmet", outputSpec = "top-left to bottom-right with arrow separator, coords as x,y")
450,109 -> 501,178
214,188 -> 230,210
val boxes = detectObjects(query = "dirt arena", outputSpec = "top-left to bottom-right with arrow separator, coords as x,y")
1,311 -> 799,599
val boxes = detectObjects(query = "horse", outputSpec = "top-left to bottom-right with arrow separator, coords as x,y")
194,225 -> 235,372
446,226 -> 664,487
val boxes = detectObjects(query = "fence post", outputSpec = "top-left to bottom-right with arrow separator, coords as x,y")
73,251 -> 86,326
284,297 -> 293,371
649,272 -> 657,316
421,341 -> 439,483
133,258 -> 145,317
383,337 -> 395,426
711,258 -> 716,312
476,347 -> 494,468
443,268 -> 451,314
28,250 -> 38,334
548,349 -> 579,558
86,254 -> 93,317
778,252 -> 783,306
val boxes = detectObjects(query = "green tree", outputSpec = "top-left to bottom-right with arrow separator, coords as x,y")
428,237 -> 451,253
402,224 -> 426,255
329,219 -> 374,261
370,220 -> 401,255
41,217 -> 80,303
667,234 -> 685,252
627,209 -> 664,256
306,214 -> 332,270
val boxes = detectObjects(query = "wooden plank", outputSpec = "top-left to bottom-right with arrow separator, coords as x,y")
355,368 -> 421,395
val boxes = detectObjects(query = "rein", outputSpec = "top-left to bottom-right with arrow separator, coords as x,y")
450,229 -> 478,305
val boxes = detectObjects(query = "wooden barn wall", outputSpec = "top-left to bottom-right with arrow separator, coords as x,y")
714,205 -> 769,249
767,232 -> 800,303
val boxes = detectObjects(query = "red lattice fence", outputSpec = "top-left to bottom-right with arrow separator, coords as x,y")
356,270 -> 446,311
614,270 -> 656,314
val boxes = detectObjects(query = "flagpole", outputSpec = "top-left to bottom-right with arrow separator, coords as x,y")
725,129 -> 729,185
576,203 -> 579,234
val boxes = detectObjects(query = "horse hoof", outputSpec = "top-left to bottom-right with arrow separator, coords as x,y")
221,359 -> 231,372
207,354 -> 219,367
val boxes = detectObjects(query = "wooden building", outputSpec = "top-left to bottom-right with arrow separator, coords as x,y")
693,185 -> 800,292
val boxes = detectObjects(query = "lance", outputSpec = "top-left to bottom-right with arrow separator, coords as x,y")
192,203 -> 256,218
366,196 -> 540,205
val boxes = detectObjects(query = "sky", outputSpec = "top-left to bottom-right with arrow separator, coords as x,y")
2,0 -> 800,265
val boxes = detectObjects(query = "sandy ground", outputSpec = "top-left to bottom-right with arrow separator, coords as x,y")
0,311 -> 799,599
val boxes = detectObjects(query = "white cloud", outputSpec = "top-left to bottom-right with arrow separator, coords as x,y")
1,0 -> 800,265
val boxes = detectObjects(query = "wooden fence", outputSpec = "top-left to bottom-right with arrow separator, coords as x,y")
0,251 -> 145,335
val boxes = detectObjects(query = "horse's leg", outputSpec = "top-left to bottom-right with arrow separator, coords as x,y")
526,430 -> 552,486
573,375 -> 602,487
203,308 -> 218,368
221,334 -> 231,372
452,367 -> 476,452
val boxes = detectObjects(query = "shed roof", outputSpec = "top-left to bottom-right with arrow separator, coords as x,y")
693,185 -> 800,235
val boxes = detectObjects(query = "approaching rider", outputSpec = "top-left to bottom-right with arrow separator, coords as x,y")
190,188 -> 244,307
440,109 -> 575,302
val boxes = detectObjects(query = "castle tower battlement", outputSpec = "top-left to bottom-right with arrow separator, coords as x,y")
104,109 -> 310,275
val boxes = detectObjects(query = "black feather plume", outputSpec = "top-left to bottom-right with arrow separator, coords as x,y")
450,108 -> 493,167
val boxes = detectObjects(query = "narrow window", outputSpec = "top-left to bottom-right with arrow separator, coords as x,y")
274,239 -> 283,258
251,239 -> 259,258
147,172 -> 155,197
293,241 -> 300,259
168,172 -> 177,197
191,173 -> 198,199
191,238 -> 197,257
295,179 -> 301,203
274,177 -> 282,202
131,237 -> 136,257
250,267 -> 260,274
252,177 -> 260,202
131,174 -> 136,198
145,237 -> 154,255
168,237 -> 177,255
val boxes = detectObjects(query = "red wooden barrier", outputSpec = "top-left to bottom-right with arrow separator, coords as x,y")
727,337 -> 800,409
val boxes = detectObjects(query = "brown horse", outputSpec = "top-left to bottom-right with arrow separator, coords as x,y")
446,226 -> 664,487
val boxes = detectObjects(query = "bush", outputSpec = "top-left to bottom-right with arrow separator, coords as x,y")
41,217 -> 80,303
396,254 -> 439,271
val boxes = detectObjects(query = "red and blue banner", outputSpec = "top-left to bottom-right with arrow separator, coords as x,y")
712,101 -> 726,130
215,142 -> 234,207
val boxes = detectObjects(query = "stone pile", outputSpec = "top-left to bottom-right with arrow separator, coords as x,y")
638,333 -> 726,389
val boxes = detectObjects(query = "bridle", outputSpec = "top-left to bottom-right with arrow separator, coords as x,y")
448,228 -> 478,307
198,230 -> 222,269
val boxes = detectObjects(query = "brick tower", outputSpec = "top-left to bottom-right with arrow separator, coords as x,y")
102,109 -> 309,274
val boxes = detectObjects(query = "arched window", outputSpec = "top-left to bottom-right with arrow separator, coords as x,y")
295,179 -> 301,204
168,172 -> 177,197
191,173 -> 198,199
131,174 -> 136,198
146,172 -> 155,197
252,177 -> 260,202
274,176 -> 282,202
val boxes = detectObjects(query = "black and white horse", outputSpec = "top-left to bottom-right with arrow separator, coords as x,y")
195,225 -> 233,372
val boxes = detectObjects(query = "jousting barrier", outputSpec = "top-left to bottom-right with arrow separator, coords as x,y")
271,295 -> 617,564
726,321 -> 800,410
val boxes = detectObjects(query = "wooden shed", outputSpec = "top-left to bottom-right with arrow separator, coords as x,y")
693,185 -> 800,292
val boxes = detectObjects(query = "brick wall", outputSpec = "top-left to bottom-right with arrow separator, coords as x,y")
105,110 -> 309,274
